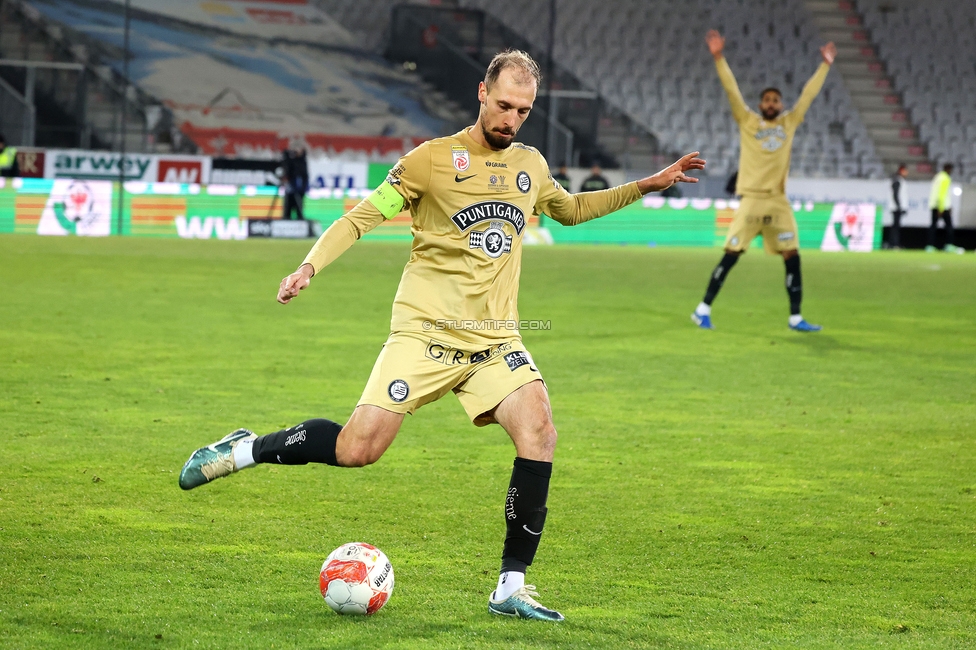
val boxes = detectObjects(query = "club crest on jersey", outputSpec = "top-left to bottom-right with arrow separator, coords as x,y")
516,171 -> 531,194
451,200 -> 526,234
469,221 -> 513,258
451,145 -> 470,172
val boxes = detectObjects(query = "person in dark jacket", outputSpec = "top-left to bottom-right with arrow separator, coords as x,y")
579,164 -> 610,192
282,147 -> 309,220
889,163 -> 908,249
552,165 -> 571,191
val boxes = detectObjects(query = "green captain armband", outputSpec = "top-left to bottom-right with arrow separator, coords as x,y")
366,181 -> 406,219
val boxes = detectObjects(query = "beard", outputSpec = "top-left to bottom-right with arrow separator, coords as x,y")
480,112 -> 516,149
761,107 -> 781,120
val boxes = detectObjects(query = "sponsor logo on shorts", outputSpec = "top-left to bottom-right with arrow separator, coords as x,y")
388,379 -> 409,402
763,215 -> 773,225
730,236 -> 739,246
285,429 -> 306,446
425,340 -> 511,365
778,231 -> 795,241
504,351 -> 537,372
516,171 -> 531,194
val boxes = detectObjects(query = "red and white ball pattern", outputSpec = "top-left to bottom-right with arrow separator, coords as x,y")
319,542 -> 394,615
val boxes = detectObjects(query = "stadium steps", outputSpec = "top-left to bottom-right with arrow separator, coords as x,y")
0,1 -> 146,151
804,0 -> 932,178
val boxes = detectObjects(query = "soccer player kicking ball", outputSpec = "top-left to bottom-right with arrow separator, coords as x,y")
179,50 -> 705,621
692,30 -> 836,332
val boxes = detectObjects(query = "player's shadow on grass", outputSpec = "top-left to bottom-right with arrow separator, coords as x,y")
779,333 -> 857,356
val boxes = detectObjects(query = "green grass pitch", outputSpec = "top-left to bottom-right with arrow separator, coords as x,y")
1,234 -> 974,649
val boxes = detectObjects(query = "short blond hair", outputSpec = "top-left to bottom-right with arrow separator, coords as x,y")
484,49 -> 542,92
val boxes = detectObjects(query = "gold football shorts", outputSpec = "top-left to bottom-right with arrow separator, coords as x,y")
358,331 -> 544,426
724,195 -> 799,254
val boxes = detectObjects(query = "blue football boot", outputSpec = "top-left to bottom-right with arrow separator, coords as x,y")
691,312 -> 714,329
789,319 -> 822,332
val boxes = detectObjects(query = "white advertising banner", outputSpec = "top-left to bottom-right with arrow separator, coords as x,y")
306,158 -> 368,190
820,203 -> 877,252
787,178 -> 944,227
37,179 -> 114,237
44,150 -> 212,183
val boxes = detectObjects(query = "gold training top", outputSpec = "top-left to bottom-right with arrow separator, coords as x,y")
303,128 -> 643,346
716,57 -> 830,197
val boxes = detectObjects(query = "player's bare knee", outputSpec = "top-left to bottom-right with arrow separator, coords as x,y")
541,422 -> 558,455
527,418 -> 558,458
340,441 -> 381,468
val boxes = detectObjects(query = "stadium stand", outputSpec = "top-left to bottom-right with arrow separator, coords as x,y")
313,0 -> 402,54
0,0 -> 145,150
804,0 -> 931,179
458,0 -> 887,179
859,0 -> 976,183
2,0 -> 465,159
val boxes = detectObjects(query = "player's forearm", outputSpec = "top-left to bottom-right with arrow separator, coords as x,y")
715,57 -> 750,121
795,62 -> 830,115
301,218 -> 360,275
548,182 -> 642,226
301,199 -> 389,274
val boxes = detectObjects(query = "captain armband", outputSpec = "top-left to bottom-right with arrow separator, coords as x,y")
366,181 -> 406,220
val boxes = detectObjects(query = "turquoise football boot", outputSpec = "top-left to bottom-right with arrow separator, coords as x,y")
488,585 -> 564,621
179,428 -> 256,490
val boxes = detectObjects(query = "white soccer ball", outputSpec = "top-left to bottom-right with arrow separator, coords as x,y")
319,542 -> 394,616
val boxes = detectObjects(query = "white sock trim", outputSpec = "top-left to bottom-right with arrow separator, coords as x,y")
495,571 -> 525,600
789,314 -> 803,327
696,302 -> 711,316
233,439 -> 255,470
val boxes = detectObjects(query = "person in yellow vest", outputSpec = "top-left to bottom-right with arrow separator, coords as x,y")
926,164 -> 960,253
0,133 -> 19,178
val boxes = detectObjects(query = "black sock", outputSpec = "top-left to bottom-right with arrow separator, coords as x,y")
500,457 -> 552,573
703,252 -> 740,305
251,418 -> 342,466
785,255 -> 802,316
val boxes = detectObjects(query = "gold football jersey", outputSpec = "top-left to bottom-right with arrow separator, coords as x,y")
303,128 -> 642,346
716,57 -> 829,197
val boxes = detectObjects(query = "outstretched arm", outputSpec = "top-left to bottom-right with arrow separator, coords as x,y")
277,143 -> 431,304
789,42 -> 835,125
277,199 -> 388,304
542,152 -> 706,226
707,30 -> 751,124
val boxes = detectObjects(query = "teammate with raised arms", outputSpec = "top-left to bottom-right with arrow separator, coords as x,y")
692,30 -> 836,331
